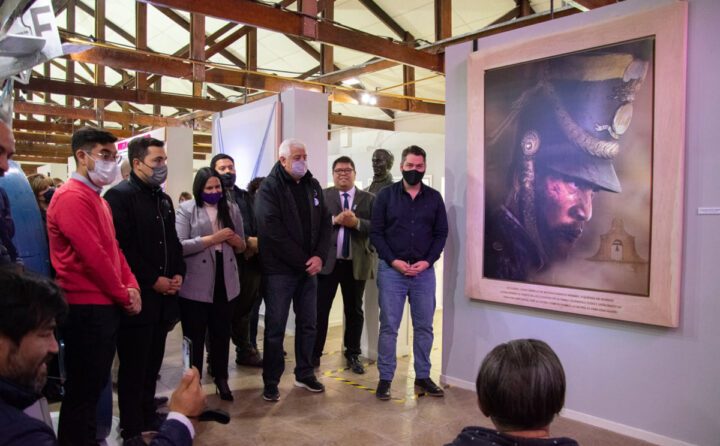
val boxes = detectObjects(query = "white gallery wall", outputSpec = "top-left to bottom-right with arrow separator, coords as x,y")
442,0 -> 720,445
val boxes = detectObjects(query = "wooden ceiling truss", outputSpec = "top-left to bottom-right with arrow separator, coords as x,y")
12,0 -> 620,165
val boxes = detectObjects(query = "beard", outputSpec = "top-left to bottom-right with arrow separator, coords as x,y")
3,351 -> 53,394
538,220 -> 584,260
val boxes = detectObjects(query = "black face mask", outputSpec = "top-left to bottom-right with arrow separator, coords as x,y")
219,173 -> 236,189
402,169 -> 425,186
42,187 -> 56,205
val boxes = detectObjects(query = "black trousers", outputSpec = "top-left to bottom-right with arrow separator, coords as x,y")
117,318 -> 168,438
313,260 -> 366,360
180,252 -> 232,380
231,255 -> 262,357
58,304 -> 119,446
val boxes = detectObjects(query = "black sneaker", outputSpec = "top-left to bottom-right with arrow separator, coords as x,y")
294,375 -> 325,393
263,384 -> 280,402
414,377 -> 444,397
375,379 -> 391,400
346,355 -> 365,374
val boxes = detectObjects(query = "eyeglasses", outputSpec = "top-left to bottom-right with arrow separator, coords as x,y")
333,168 -> 354,174
84,150 -> 121,164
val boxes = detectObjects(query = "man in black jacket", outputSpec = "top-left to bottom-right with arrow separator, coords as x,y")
0,269 -> 204,446
104,137 -> 186,445
210,154 -> 262,367
255,138 -> 331,402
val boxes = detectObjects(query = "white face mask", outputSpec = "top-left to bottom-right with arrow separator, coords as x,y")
291,160 -> 307,178
87,157 -> 120,186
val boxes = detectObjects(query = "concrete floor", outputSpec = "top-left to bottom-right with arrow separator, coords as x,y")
146,312 -> 654,446
46,309 -> 655,445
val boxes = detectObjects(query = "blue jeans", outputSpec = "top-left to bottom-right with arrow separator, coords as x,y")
262,273 -> 318,385
377,260 -> 436,381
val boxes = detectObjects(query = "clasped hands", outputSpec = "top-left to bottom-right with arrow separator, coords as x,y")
154,274 -> 184,295
334,209 -> 358,228
391,259 -> 430,277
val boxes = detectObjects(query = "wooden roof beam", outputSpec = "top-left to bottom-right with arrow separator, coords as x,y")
13,102 -> 189,128
312,5 -> 585,88
20,78 -> 233,112
75,1 -> 135,45
67,47 -> 443,114
14,154 -> 70,164
13,126 -> 211,145
359,0 -> 412,41
567,0 -> 623,9
206,26 -> 252,59
329,113 -> 393,131
153,6 -> 246,68
434,0 -> 451,41
13,119 -> 137,136
139,0 -> 443,72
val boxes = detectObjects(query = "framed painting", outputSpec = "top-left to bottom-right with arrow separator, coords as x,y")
465,2 -> 687,327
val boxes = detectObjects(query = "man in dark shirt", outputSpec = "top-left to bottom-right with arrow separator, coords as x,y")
104,137 -> 186,445
254,138 -> 331,402
370,145 -> 448,401
210,154 -> 263,367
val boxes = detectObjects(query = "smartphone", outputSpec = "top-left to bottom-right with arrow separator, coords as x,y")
182,336 -> 192,371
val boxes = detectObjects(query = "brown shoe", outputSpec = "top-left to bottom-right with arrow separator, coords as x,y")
235,350 -> 263,367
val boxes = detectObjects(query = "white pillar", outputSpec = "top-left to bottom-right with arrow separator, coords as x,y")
165,127 -> 194,208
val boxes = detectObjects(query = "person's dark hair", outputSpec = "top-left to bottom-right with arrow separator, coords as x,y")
128,137 -> 164,166
400,145 -> 426,165
192,167 -> 234,231
0,269 -> 67,345
476,339 -> 565,431
179,191 -> 192,202
71,127 -> 118,163
332,156 -> 355,171
210,153 -> 234,171
247,176 -> 265,196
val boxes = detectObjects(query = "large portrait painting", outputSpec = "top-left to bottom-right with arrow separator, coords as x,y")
465,2 -> 687,327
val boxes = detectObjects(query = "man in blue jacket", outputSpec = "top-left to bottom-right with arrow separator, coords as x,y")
0,269 -> 205,446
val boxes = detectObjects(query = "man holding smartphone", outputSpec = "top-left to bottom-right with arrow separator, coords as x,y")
0,269 -> 206,446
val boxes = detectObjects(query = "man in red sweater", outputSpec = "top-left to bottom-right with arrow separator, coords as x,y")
47,127 -> 142,446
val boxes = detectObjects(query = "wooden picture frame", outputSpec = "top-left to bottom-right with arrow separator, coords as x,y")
465,2 -> 687,327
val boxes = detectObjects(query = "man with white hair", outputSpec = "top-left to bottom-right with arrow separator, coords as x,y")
254,138 -> 331,402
